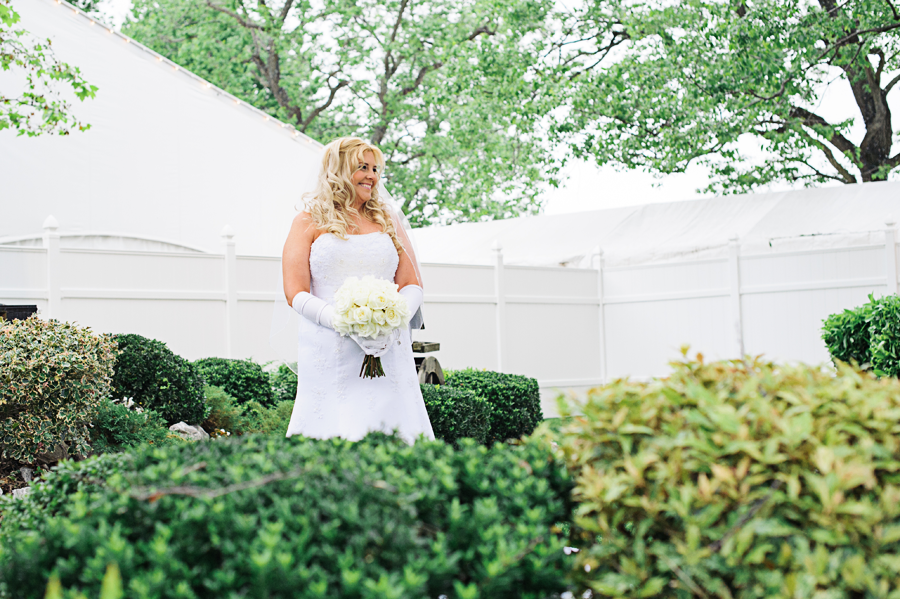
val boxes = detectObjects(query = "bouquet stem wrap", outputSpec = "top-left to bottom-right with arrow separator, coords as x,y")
332,276 -> 411,379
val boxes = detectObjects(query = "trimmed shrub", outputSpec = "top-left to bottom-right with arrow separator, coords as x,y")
89,398 -> 177,453
200,385 -> 247,437
0,317 -> 116,463
420,384 -> 492,446
550,355 -> 900,598
0,432 -> 574,598
194,357 -> 275,407
822,292 -> 900,376
445,369 -> 542,444
111,334 -> 207,426
270,362 -> 298,403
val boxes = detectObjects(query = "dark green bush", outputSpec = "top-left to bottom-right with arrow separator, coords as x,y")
420,384 -> 491,446
550,355 -> 900,598
194,357 -> 275,407
270,363 -> 298,403
0,317 -> 116,463
822,293 -> 900,376
89,398 -> 176,453
111,334 -> 207,426
445,369 -> 542,444
0,433 -> 573,598
242,400 -> 293,435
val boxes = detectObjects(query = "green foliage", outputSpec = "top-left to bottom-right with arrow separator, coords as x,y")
0,317 -> 116,463
0,0 -> 97,136
549,355 -> 900,598
110,334 -> 207,426
269,363 -> 298,404
89,398 -> 175,454
123,0 -> 559,225
194,357 -> 275,407
445,369 -> 542,444
822,293 -> 900,377
420,384 -> 492,446
200,385 -> 247,437
242,400 -> 294,436
554,0 -> 900,191
0,433 -> 573,598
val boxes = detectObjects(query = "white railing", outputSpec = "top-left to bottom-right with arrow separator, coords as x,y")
2,218 -> 897,416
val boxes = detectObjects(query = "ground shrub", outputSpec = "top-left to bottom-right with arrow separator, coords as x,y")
242,400 -> 293,435
90,398 -> 176,453
270,363 -> 298,403
445,369 -> 542,444
549,354 -> 900,598
111,334 -> 207,426
420,384 -> 492,446
200,385 -> 247,437
822,293 -> 900,376
0,317 -> 116,463
194,357 -> 275,407
0,432 -> 574,598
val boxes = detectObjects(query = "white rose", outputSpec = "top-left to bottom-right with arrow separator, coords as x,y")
368,290 -> 389,310
372,309 -> 387,325
351,306 -> 372,325
384,306 -> 402,328
357,322 -> 378,338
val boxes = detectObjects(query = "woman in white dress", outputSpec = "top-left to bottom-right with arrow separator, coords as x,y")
281,137 -> 435,443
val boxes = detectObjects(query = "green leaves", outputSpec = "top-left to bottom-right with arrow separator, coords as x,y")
548,355 -> 900,598
822,293 -> 900,377
0,0 -> 97,137
0,432 -> 573,598
0,316 -> 116,464
421,383 -> 492,446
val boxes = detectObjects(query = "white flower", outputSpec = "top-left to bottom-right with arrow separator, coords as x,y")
384,307 -> 402,328
372,309 -> 387,325
351,305 -> 372,324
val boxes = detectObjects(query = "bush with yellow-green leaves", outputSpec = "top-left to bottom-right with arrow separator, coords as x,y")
549,354 -> 900,598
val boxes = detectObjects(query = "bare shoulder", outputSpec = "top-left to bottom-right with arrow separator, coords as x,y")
289,211 -> 320,239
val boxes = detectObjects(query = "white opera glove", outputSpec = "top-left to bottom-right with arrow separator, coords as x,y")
290,291 -> 335,330
351,329 -> 400,358
399,285 -> 423,319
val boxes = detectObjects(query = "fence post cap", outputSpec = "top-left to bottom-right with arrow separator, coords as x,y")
491,240 -> 502,251
42,215 -> 59,230
221,224 -> 235,239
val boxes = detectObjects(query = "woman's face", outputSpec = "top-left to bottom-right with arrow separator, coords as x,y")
351,150 -> 380,203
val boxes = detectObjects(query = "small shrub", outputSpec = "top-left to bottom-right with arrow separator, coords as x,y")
269,363 -> 298,403
550,354 -> 900,598
445,369 -> 542,444
89,398 -> 175,454
420,384 -> 491,445
242,400 -> 293,435
194,357 -> 275,407
200,385 -> 247,437
0,432 -> 574,598
0,318 -> 116,463
111,334 -> 207,426
822,293 -> 900,376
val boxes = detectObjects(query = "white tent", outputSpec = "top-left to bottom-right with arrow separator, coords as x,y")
415,181 -> 900,267
0,0 -> 322,256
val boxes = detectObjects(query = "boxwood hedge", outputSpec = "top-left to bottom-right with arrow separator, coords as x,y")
194,357 -> 275,407
0,433 -> 574,598
445,369 -> 542,444
420,384 -> 492,446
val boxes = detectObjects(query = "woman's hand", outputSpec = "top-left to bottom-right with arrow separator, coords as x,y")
351,330 -> 400,357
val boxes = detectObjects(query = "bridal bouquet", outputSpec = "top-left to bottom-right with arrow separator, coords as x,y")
332,275 -> 411,378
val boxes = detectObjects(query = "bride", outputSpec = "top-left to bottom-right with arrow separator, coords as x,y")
280,137 -> 435,443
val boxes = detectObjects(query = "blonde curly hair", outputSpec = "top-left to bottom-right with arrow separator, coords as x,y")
303,137 -> 403,254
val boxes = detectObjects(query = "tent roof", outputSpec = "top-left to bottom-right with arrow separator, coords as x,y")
0,0 -> 323,256
414,181 -> 900,267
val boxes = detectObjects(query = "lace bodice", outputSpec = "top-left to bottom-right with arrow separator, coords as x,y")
309,232 -> 399,301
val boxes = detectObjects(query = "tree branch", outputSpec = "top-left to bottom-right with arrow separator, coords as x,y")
205,1 -> 264,30
884,72 -> 900,94
789,106 -> 858,157
401,62 -> 442,96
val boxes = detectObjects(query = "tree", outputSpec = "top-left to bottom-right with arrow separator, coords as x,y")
553,0 -> 900,194
124,0 -> 559,225
0,0 -> 97,136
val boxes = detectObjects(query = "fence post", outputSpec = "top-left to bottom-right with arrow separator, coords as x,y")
492,240 -> 505,372
592,246 -> 607,383
222,225 -> 238,359
42,215 -> 61,320
885,220 -> 898,295
728,235 -> 745,358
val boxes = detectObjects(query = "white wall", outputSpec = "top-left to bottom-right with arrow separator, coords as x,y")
3,222 -> 896,418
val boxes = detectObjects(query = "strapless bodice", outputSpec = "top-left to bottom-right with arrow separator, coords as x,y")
309,232 -> 399,301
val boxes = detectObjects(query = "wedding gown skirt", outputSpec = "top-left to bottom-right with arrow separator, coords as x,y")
286,232 -> 435,443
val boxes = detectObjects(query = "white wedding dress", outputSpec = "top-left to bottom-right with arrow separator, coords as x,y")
286,232 -> 435,443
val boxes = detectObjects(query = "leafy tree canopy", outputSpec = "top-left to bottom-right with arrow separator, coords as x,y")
0,0 -> 97,136
123,0 -> 560,225
552,0 -> 900,194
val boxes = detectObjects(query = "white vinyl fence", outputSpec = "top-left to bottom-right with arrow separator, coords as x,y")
2,219 -> 897,417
